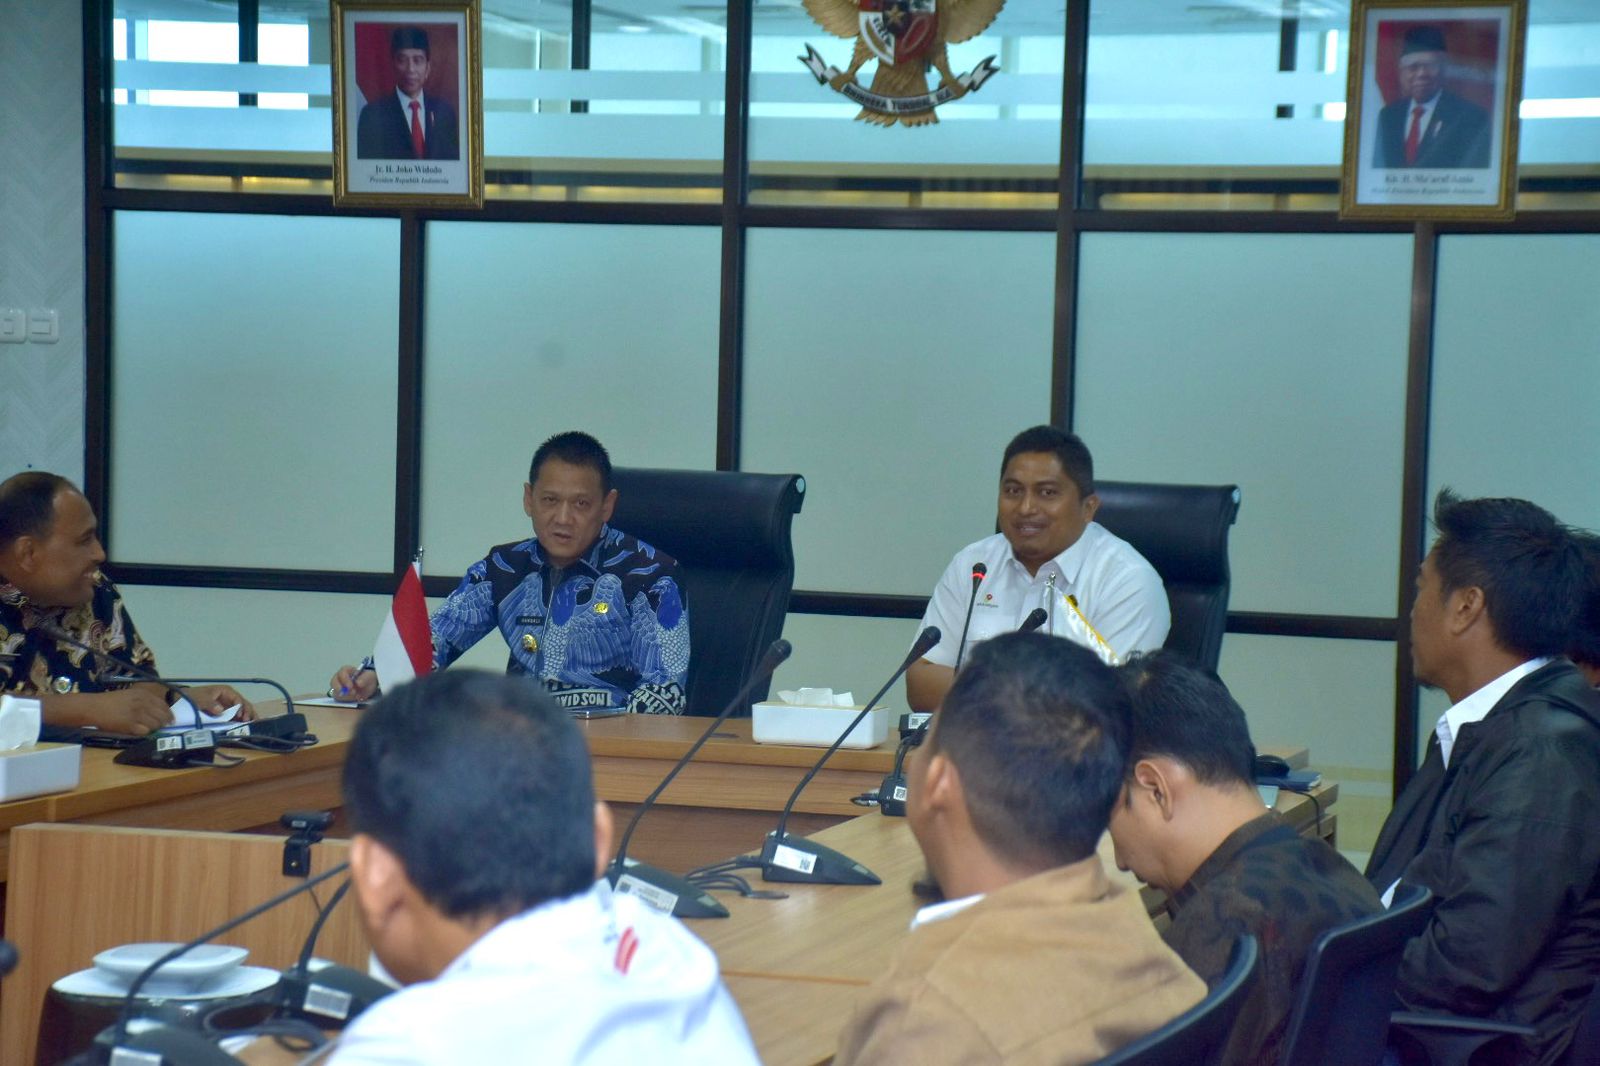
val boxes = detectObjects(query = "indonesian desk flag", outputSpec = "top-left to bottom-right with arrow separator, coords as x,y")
373,560 -> 433,691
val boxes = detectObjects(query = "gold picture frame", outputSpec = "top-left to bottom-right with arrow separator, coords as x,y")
331,0 -> 484,208
1340,0 -> 1526,220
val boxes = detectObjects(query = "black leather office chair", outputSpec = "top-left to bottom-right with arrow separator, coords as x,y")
1093,934 -> 1260,1066
608,468 -> 805,716
1278,882 -> 1433,1066
1093,481 -> 1241,672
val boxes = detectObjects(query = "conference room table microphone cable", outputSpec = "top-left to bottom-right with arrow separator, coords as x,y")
76,861 -> 352,1066
605,638 -> 794,920
879,608 -> 1043,817
757,625 -> 941,886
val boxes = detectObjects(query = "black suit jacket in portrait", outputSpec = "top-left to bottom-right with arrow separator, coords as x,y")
355,92 -> 460,161
1373,90 -> 1492,169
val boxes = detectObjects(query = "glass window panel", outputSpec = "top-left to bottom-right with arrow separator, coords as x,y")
774,614 -> 928,713
747,0 -> 1063,208
419,221 -> 721,582
1083,5 -> 1349,211
120,586 -> 391,696
109,211 -> 400,570
1219,634 -> 1396,860
1428,234 -> 1600,531
1074,233 -> 1412,618
741,228 -> 1054,596
109,1 -> 726,201
1517,2 -> 1600,208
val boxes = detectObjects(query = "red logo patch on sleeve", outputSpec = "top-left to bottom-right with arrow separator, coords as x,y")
613,926 -> 640,974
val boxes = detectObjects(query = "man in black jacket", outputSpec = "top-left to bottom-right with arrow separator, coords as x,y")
1368,491 -> 1600,1065
1372,25 -> 1491,169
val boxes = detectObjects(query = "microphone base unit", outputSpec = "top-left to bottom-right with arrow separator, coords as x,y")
276,960 -> 393,1029
91,1017 -> 239,1065
877,770 -> 908,817
759,831 -> 880,886
113,728 -> 220,770
897,712 -> 931,740
608,859 -> 729,920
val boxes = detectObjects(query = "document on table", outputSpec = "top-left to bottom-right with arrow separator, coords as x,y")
155,697 -> 244,734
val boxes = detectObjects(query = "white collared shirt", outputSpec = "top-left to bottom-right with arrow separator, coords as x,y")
909,892 -> 985,931
916,524 -> 1170,668
1435,657 -> 1552,768
329,881 -> 759,1066
396,88 -> 427,133
1405,92 -> 1441,147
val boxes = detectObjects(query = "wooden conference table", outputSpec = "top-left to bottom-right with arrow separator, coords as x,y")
0,704 -> 1336,1065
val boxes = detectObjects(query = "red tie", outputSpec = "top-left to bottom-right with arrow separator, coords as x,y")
409,100 -> 425,159
1404,104 -> 1425,165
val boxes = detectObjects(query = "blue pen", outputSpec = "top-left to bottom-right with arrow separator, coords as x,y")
342,656 -> 375,697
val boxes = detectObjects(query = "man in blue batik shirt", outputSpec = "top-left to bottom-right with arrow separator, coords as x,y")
332,432 -> 689,715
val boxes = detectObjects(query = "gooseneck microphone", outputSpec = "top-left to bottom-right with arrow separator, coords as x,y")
608,639 -> 794,919
90,861 -> 352,1063
1017,606 -> 1048,634
954,562 -> 987,672
760,626 -> 940,885
274,877 -> 394,1029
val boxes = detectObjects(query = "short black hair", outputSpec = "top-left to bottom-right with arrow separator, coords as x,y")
1001,425 -> 1095,498
928,632 -> 1129,867
390,25 -> 431,56
1430,489 -> 1586,660
1571,531 -> 1600,671
342,670 -> 596,920
528,431 -> 612,493
0,471 -> 75,550
1118,651 -> 1256,789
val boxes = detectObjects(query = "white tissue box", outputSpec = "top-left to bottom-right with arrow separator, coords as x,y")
751,702 -> 890,749
0,743 -> 82,801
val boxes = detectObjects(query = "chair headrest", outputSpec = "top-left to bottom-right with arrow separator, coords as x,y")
1092,481 -> 1240,586
608,468 -> 806,571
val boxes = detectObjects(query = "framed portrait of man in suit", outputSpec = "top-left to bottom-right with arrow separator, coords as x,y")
1341,0 -> 1526,220
332,0 -> 484,208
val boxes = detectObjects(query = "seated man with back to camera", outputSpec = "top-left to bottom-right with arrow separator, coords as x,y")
1367,491 -> 1600,1065
835,632 -> 1205,1065
332,431 -> 689,715
328,669 -> 759,1064
0,471 -> 255,735
905,425 -> 1169,712
1108,650 -> 1381,1066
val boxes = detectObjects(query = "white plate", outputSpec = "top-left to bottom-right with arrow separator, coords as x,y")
92,943 -> 248,989
55,963 -> 279,1003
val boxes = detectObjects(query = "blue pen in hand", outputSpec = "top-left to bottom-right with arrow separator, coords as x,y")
342,657 -> 375,697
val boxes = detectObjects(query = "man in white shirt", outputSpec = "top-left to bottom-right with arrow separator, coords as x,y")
906,425 -> 1169,712
1366,490 -> 1600,1065
329,669 -> 759,1066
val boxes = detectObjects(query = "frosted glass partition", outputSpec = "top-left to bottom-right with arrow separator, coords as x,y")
1074,232 -> 1412,619
1219,634 -> 1397,856
110,211 -> 400,570
121,586 -> 391,697
420,221 -> 721,579
1427,235 -> 1600,531
741,228 -> 1054,596
773,614 -> 929,714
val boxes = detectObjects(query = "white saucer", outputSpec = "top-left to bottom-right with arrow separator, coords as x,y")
93,943 -> 248,988
54,964 -> 279,1003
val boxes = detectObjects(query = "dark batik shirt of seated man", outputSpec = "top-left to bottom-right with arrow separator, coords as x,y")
428,526 -> 690,715
1163,811 -> 1383,1066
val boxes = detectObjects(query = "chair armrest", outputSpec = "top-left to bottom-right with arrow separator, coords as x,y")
1390,1011 -> 1537,1037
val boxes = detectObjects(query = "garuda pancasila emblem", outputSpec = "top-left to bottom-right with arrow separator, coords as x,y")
799,0 -> 1004,127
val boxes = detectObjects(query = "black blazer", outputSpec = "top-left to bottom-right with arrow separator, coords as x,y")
355,92 -> 460,161
1367,660 -> 1600,1065
1373,90 -> 1491,169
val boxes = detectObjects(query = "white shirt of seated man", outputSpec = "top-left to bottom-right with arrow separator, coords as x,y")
908,449 -> 1169,711
329,804 -> 760,1066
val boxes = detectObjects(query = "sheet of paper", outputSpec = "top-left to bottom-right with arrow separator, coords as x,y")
155,697 -> 244,734
295,696 -> 370,708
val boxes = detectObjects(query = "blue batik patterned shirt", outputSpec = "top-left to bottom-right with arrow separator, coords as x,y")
430,526 -> 689,714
